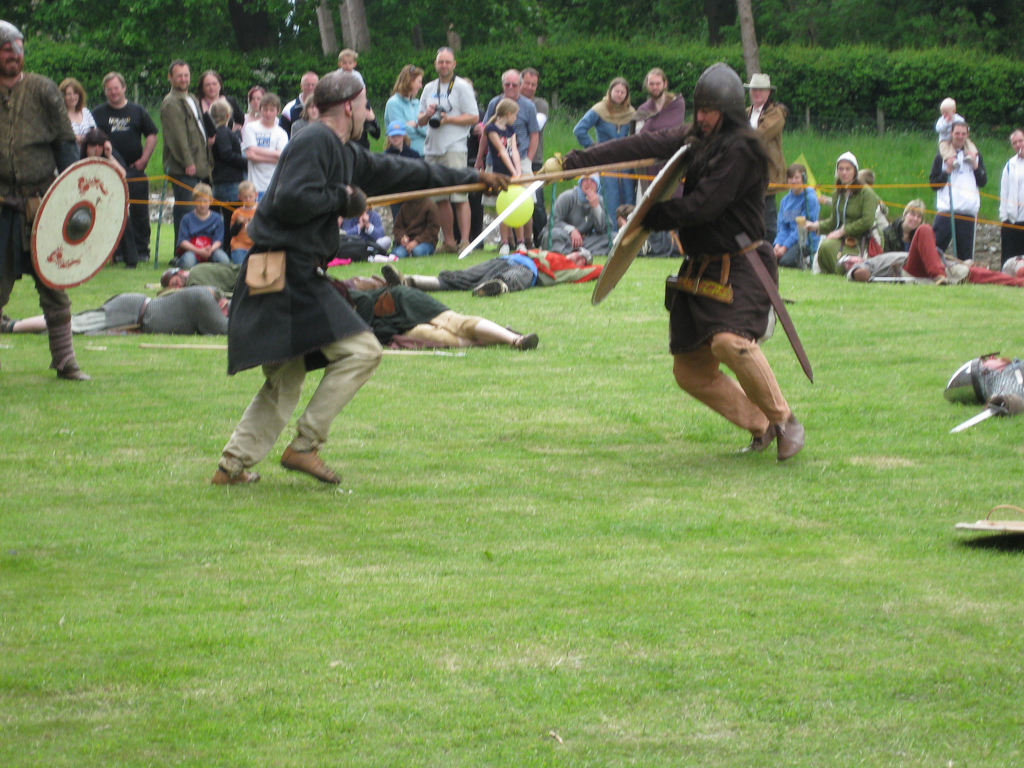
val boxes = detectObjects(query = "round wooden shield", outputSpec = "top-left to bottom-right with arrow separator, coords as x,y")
591,144 -> 690,306
32,158 -> 128,290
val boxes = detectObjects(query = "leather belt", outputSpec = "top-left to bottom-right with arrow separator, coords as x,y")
137,297 -> 151,329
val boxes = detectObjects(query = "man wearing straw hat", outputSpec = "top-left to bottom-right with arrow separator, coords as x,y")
745,73 -> 787,243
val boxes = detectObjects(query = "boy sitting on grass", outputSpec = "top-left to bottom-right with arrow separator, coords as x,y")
176,183 -> 230,269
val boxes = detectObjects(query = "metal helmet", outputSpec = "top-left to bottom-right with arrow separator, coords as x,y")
944,355 -> 1024,404
0,21 -> 24,53
692,63 -> 746,121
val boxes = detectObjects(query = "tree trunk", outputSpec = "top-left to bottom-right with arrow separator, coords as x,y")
338,2 -> 353,49
736,0 -> 760,78
316,2 -> 339,56
339,0 -> 371,52
705,0 -> 737,46
412,24 -> 424,50
226,0 -> 276,51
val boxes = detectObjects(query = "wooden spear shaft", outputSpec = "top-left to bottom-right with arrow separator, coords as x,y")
365,158 -> 659,208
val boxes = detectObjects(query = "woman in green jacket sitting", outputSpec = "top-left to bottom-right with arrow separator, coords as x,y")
807,151 -> 881,274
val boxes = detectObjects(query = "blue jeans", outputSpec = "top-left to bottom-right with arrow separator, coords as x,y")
177,248 -> 230,269
392,242 -> 436,258
213,182 -> 240,234
231,248 -> 249,265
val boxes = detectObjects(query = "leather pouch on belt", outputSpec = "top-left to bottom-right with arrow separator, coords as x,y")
246,251 -> 286,295
25,197 -> 41,224
373,288 -> 396,317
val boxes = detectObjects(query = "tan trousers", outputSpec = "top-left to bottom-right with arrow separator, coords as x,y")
404,310 -> 483,347
222,331 -> 383,470
673,332 -> 790,436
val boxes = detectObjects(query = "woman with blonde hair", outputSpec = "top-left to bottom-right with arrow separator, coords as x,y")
572,77 -> 636,218
59,77 -> 95,145
385,64 -> 427,155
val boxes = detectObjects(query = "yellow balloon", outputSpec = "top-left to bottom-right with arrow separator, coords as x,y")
496,185 -> 535,228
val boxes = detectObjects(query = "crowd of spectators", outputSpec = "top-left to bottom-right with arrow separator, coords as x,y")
54,52 -> 1024,283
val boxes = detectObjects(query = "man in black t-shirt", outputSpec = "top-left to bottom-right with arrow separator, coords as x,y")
92,71 -> 159,261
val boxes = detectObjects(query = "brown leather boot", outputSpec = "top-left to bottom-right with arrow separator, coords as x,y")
280,446 -> 341,484
776,415 -> 805,461
46,312 -> 91,381
211,467 -> 261,485
741,424 -> 776,453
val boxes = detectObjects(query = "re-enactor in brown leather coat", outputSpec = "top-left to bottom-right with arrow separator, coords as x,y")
557,63 -> 805,461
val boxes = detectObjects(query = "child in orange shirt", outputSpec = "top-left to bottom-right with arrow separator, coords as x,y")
229,180 -> 258,264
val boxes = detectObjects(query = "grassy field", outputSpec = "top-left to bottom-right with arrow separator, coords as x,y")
3,241 -> 1024,765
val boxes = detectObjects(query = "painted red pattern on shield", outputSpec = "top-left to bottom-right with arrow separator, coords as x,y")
46,246 -> 82,270
77,176 -> 109,195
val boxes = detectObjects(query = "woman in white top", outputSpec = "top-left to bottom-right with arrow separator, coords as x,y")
59,77 -> 95,146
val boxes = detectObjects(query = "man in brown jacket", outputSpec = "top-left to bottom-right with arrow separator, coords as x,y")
391,197 -> 441,258
160,59 -> 212,245
745,73 -> 787,243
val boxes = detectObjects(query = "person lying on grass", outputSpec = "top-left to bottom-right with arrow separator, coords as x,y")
2,286 -> 229,335
380,247 -> 601,297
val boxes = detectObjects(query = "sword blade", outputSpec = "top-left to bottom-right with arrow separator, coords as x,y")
458,180 -> 545,260
735,233 -> 814,383
950,407 -> 998,433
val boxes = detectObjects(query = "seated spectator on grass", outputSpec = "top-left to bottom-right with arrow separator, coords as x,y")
385,65 -> 427,156
845,199 -> 1024,287
176,183 -> 229,268
241,93 -> 288,198
209,100 -> 247,232
3,286 -> 229,335
384,120 -> 420,158
228,180 -> 258,264
773,163 -> 820,269
342,208 -> 392,253
380,247 -> 601,297
807,152 -> 880,274
573,77 -> 636,217
539,174 -> 609,256
391,197 -> 441,259
79,128 -> 140,269
614,204 -> 679,258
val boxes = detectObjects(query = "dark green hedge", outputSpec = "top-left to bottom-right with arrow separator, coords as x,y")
26,37 -> 1024,131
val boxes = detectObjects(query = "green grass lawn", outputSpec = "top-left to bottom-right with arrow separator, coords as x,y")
3,247 -> 1024,766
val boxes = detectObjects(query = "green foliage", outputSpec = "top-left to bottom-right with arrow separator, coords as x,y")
22,36 -> 1024,132
750,0 -> 1024,54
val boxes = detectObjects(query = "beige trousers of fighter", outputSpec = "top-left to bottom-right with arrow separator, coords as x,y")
222,331 -> 383,470
673,332 -> 791,436
404,310 -> 485,347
